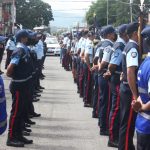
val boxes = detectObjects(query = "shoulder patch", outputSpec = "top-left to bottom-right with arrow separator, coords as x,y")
131,52 -> 137,58
105,46 -> 111,53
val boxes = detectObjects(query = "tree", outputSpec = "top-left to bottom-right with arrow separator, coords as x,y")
16,0 -> 54,29
86,0 -> 150,27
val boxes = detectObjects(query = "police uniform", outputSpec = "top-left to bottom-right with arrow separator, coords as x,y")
7,30 -> 33,147
84,34 -> 94,106
62,34 -> 69,69
119,23 -> 139,150
108,24 -> 127,147
0,36 -> 7,135
79,33 -> 87,98
92,39 -> 105,117
98,26 -> 115,135
5,37 -> 17,69
135,27 -> 150,150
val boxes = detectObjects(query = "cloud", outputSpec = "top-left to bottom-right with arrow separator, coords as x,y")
42,0 -> 95,27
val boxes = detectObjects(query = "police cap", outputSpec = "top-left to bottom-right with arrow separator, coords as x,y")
126,22 -> 139,35
103,25 -> 115,36
118,24 -> 128,34
15,29 -> 29,42
141,26 -> 150,38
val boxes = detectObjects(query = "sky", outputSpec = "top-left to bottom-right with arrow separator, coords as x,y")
42,0 -> 96,27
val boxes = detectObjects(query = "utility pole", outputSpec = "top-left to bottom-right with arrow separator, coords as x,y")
12,0 -> 16,34
107,0 -> 109,25
139,0 -> 145,56
130,0 -> 133,22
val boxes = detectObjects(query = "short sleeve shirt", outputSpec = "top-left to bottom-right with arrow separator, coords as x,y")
5,39 -> 16,51
102,45 -> 113,63
10,43 -> 28,65
110,48 -> 122,65
126,48 -> 138,68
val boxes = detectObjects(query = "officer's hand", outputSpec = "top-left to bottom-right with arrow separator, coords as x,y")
91,66 -> 96,71
131,100 -> 142,112
103,71 -> 111,80
120,72 -> 124,81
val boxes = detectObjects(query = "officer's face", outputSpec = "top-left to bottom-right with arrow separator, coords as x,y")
21,37 -> 28,44
123,33 -> 129,42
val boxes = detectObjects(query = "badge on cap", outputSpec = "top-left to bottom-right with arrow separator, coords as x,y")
131,52 -> 137,58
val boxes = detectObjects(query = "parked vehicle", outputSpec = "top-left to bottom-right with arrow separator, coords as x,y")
45,37 -> 61,56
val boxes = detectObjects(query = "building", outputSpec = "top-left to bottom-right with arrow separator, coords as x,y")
0,0 -> 16,35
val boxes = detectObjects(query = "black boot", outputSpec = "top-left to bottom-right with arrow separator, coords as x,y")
108,140 -> 118,148
26,119 -> 36,125
6,138 -> 24,147
18,136 -> 33,144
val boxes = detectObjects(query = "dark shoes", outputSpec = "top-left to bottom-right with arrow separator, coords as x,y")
22,131 -> 30,136
84,103 -> 91,107
24,127 -> 32,133
18,136 -> 33,144
38,86 -> 45,90
26,119 -> 36,125
33,98 -> 40,102
7,138 -> 24,147
92,112 -> 98,118
29,112 -> 41,118
100,130 -> 109,136
108,140 -> 118,148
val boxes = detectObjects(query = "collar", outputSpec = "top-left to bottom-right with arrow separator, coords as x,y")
105,39 -> 114,44
129,39 -> 138,45
117,37 -> 126,45
17,42 -> 29,52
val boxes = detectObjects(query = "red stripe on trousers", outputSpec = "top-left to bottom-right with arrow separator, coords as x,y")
125,98 -> 133,150
96,87 -> 100,117
85,69 -> 90,104
79,69 -> 84,94
109,85 -> 120,141
9,91 -> 19,139
106,83 -> 111,129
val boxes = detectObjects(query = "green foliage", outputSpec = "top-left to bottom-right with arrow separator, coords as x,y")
86,0 -> 150,27
16,0 -> 53,29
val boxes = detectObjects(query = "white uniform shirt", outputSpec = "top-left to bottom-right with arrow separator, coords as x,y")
85,38 -> 93,63
5,39 -> 16,51
126,39 -> 139,68
35,40 -> 44,60
102,39 -> 114,63
63,36 -> 69,49
80,38 -> 87,57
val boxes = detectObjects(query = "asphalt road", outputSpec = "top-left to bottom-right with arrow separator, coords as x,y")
0,56 -> 119,150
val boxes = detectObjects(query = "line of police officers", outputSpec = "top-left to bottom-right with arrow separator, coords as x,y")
0,30 -> 47,147
63,22 -> 150,150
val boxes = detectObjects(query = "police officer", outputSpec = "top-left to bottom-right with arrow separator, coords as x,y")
62,33 -> 69,69
107,24 -> 128,147
0,36 -> 7,135
119,22 -> 139,150
79,30 -> 88,98
5,35 -> 17,69
131,27 -> 150,150
91,29 -> 106,118
84,31 -> 94,107
6,30 -> 33,147
98,25 -> 116,135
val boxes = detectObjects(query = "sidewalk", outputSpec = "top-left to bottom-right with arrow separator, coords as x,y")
0,56 -> 116,150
